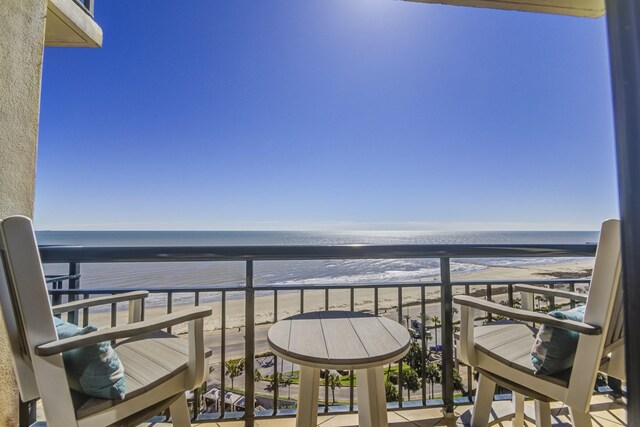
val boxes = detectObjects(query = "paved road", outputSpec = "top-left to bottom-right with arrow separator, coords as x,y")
202,295 -> 482,362
200,297 -> 487,404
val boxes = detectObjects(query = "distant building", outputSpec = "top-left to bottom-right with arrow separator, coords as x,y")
204,388 -> 263,413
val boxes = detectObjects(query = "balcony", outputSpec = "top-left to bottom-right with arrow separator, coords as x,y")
45,0 -> 102,47
33,242 -> 627,426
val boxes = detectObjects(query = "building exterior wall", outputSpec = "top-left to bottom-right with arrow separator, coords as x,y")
0,0 -> 47,220
0,0 -> 48,424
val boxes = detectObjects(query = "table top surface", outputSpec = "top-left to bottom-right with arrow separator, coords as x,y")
267,311 -> 411,369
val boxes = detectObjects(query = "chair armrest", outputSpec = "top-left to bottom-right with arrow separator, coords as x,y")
36,306 -> 212,356
51,291 -> 149,315
453,295 -> 600,335
514,284 -> 587,303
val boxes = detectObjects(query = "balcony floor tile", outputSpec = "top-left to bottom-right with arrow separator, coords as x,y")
139,394 -> 626,427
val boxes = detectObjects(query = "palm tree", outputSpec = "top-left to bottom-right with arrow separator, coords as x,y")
279,372 -> 294,400
403,314 -> 411,330
225,358 -> 245,390
266,372 -> 287,394
326,373 -> 342,404
430,316 -> 441,348
424,363 -> 441,399
254,369 -> 262,383
452,368 -> 465,396
425,331 -> 432,350
402,340 -> 423,374
385,380 -> 398,402
400,365 -> 420,402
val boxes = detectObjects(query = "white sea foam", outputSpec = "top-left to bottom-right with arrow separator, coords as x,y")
40,230 -> 597,310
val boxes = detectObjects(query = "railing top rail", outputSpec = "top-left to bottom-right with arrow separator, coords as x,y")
44,274 -> 81,283
45,278 -> 591,295
38,243 -> 596,263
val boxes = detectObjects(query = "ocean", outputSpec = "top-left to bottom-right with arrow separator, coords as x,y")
38,230 -> 598,299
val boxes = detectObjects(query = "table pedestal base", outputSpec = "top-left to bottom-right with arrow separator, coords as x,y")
297,366 -> 320,427
356,366 -> 388,427
295,366 -> 388,427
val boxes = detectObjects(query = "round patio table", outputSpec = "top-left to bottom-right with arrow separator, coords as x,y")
267,310 -> 411,427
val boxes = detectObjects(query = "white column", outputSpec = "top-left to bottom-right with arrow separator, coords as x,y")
356,366 -> 389,427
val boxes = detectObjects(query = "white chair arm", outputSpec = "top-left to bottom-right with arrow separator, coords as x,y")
51,291 -> 149,314
36,307 -> 212,356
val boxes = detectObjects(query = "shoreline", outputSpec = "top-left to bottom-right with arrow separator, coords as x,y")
83,258 -> 594,334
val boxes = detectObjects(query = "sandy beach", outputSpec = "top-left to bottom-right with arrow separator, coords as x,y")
83,258 -> 594,343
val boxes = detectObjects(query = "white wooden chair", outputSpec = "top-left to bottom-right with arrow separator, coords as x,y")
0,215 -> 213,427
455,219 -> 624,427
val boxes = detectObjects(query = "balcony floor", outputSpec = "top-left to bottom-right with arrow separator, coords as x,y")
142,395 -> 626,427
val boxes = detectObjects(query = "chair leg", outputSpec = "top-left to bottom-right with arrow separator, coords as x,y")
569,407 -> 593,427
512,392 -> 525,427
169,393 -> 191,427
471,373 -> 496,427
534,400 -> 552,427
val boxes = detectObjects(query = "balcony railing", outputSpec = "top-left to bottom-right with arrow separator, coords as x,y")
37,243 -> 597,425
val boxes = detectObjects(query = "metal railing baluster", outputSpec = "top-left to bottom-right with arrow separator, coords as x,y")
397,286 -> 403,407
111,299 -> 117,328
244,261 -> 255,427
221,291 -> 226,418
82,293 -> 89,327
465,284 -> 473,403
273,290 -> 278,416
67,262 -> 80,324
508,284 -> 514,307
486,284 -> 492,322
324,288 -> 329,413
349,288 -> 354,411
52,280 -> 62,308
440,257 -> 454,415
374,288 -> 379,316
420,285 -> 427,405
167,292 -> 173,333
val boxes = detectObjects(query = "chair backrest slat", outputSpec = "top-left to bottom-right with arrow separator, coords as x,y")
605,276 -> 624,348
0,216 -> 63,401
581,219 -> 621,341
0,253 -> 40,401
567,219 -> 622,409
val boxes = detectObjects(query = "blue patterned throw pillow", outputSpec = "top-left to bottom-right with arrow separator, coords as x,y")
531,305 -> 586,376
54,317 -> 126,400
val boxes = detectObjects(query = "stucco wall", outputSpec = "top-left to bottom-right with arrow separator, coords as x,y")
0,0 -> 47,424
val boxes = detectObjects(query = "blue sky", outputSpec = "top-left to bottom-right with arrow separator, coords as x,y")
35,0 -> 618,231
